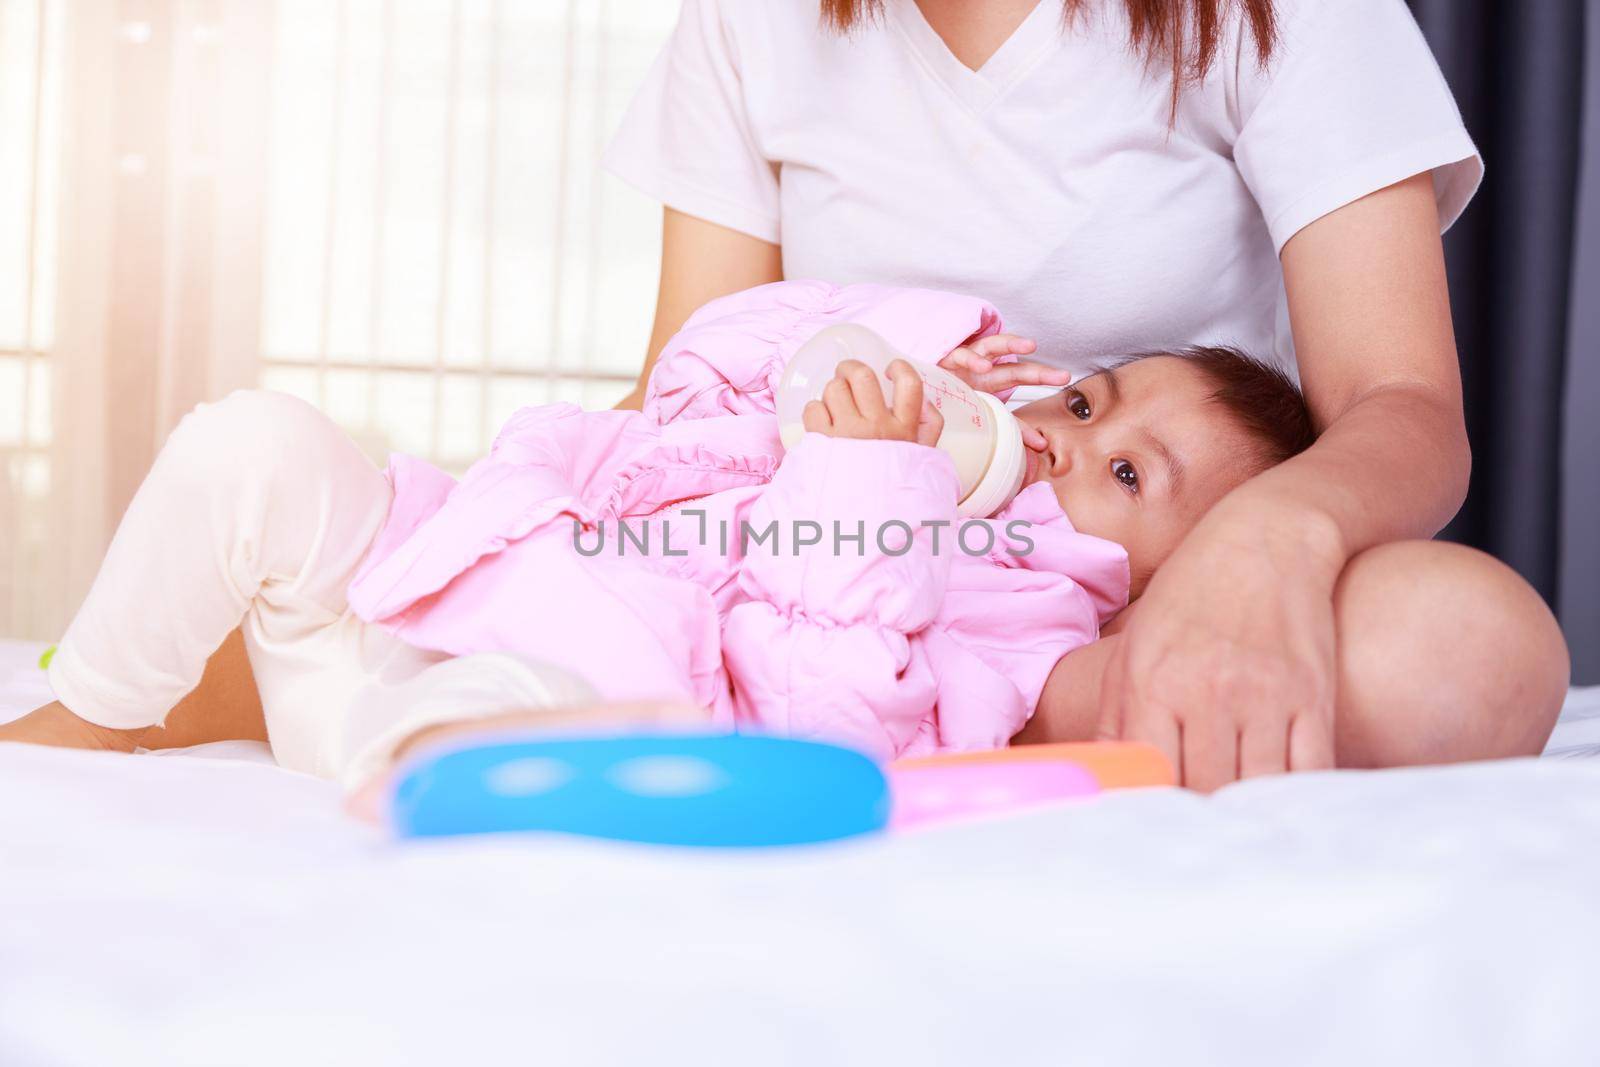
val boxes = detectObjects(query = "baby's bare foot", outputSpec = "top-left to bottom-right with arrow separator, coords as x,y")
0,701 -> 150,753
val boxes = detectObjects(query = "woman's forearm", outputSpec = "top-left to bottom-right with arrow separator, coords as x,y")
1222,380 -> 1470,570
619,208 -> 783,409
1258,172 -> 1473,569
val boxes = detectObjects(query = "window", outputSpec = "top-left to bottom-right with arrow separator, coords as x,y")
0,0 -> 62,638
255,0 -> 677,470
0,0 -> 678,638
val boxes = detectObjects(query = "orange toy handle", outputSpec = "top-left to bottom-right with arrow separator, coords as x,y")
891,742 -> 1175,790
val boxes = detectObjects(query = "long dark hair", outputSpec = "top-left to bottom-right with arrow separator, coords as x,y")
821,0 -> 1277,100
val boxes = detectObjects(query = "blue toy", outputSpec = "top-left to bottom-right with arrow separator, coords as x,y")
390,732 -> 890,847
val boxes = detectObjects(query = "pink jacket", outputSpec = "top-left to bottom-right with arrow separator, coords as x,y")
346,281 -> 1129,760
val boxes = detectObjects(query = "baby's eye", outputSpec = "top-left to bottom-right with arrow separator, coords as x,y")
1111,459 -> 1139,493
1066,392 -> 1091,420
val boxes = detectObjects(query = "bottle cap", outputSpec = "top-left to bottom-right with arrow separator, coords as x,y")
957,392 -> 1027,518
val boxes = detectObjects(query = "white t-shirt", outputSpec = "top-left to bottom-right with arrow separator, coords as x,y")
604,0 -> 1481,378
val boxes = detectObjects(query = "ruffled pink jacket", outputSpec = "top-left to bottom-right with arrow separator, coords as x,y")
346,281 -> 1129,760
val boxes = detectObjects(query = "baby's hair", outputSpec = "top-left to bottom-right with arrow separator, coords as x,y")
1117,345 -> 1316,470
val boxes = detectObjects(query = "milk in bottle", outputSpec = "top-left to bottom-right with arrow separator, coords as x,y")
773,324 -> 1027,518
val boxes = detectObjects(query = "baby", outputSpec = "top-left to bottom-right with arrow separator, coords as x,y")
4,281 -> 1312,790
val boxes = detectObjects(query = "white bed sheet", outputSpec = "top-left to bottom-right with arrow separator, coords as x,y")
4,638 -> 1600,1066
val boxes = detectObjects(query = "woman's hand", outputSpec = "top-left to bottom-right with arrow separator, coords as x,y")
938,333 -> 1072,395
802,359 -> 943,445
1097,495 -> 1343,791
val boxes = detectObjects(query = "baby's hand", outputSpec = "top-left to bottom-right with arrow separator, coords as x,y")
939,333 -> 1072,394
802,359 -> 943,446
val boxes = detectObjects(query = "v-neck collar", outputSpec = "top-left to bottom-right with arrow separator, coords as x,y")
887,0 -> 1059,115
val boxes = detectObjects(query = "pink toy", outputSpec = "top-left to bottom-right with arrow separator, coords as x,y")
886,760 -> 1100,830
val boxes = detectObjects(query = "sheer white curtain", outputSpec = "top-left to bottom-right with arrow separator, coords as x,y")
0,0 -> 62,641
0,0 -> 678,640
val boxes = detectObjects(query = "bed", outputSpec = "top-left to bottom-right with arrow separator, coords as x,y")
4,637 -> 1599,1066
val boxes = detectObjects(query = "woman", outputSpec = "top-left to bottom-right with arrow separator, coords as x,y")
604,0 -> 1570,788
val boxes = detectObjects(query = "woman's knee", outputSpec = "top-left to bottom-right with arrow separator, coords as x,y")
1332,540 -> 1570,768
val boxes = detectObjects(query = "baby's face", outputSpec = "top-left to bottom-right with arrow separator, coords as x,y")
1013,356 -> 1261,597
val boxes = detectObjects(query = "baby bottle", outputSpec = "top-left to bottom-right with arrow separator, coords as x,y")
774,324 -> 1027,518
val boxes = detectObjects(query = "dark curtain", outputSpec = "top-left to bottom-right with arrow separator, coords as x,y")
1562,4 -> 1600,683
1407,0 -> 1597,682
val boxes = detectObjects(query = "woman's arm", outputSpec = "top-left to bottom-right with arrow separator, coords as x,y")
1098,172 -> 1470,790
1247,171 -> 1469,551
615,207 -> 783,410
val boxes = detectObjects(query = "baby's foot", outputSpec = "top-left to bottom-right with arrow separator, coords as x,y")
0,701 -> 150,753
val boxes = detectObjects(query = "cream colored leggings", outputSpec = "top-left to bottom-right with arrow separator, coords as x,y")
48,390 -> 595,786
